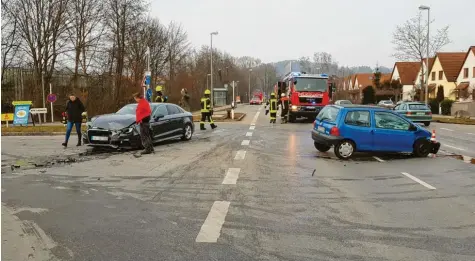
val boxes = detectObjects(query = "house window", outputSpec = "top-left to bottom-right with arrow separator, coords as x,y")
431,72 -> 436,81
438,71 -> 443,80
464,68 -> 469,78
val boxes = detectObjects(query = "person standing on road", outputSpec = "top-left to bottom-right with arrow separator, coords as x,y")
62,94 -> 85,148
180,88 -> 191,111
200,89 -> 217,130
266,92 -> 278,124
133,93 -> 154,155
279,93 -> 290,124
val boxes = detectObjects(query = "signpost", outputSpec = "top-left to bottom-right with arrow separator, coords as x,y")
47,83 -> 56,123
30,108 -> 48,124
1,113 -> 13,127
144,71 -> 151,101
12,101 -> 33,126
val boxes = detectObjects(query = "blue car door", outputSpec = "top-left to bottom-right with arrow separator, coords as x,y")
371,111 -> 415,152
340,110 -> 373,151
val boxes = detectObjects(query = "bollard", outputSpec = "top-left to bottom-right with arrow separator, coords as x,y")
231,109 -> 234,120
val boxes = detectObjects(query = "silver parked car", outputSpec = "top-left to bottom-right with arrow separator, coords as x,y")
334,100 -> 352,105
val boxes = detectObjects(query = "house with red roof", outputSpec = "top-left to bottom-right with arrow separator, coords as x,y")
390,62 -> 421,101
455,46 -> 475,101
428,52 -> 466,100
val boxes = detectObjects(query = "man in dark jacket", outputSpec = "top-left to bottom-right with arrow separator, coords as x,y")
134,92 -> 154,156
62,94 -> 85,147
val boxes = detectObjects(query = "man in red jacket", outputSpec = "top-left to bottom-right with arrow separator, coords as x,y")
133,93 -> 154,155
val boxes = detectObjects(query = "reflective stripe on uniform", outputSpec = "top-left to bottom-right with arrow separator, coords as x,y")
269,99 -> 277,113
201,98 -> 210,112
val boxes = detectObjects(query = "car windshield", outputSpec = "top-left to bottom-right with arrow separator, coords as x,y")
117,104 -> 137,115
316,106 -> 340,123
339,100 -> 352,104
295,77 -> 327,92
380,101 -> 392,104
409,104 -> 429,110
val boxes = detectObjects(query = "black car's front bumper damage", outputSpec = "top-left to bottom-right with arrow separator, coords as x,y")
83,128 -> 142,149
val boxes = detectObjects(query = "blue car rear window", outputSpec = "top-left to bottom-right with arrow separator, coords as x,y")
316,106 -> 340,123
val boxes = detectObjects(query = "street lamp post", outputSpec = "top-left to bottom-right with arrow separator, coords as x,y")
210,31 -> 218,108
248,68 -> 252,103
419,5 -> 430,105
206,74 -> 211,90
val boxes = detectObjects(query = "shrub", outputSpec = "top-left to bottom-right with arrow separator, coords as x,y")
436,86 -> 444,103
440,99 -> 455,115
362,86 -> 376,104
428,98 -> 439,114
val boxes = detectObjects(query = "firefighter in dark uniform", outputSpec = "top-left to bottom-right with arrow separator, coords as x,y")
279,93 -> 290,124
200,89 -> 217,130
155,85 -> 164,102
265,92 -> 278,123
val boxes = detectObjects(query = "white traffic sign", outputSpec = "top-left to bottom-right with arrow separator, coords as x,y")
30,108 -> 48,114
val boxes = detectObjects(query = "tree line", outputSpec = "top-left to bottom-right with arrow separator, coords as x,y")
1,0 -> 278,116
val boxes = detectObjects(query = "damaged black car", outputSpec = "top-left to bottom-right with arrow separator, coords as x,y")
83,103 -> 194,149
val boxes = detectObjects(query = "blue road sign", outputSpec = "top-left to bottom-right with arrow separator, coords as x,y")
146,88 -> 153,102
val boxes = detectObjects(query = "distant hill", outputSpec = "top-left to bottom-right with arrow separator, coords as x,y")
271,60 -> 392,77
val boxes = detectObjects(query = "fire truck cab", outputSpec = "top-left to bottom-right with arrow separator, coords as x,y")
276,72 -> 333,122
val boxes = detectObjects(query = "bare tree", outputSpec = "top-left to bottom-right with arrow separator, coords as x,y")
392,13 -> 450,61
6,0 -> 70,85
66,0 -> 105,88
166,21 -> 190,89
1,0 -> 21,83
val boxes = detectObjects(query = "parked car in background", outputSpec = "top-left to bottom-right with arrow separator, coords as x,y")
83,103 -> 194,149
378,100 -> 394,109
311,105 -> 440,160
250,97 -> 262,105
394,102 -> 432,126
334,100 -> 352,105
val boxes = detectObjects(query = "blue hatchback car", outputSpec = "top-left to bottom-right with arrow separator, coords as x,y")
311,105 -> 441,160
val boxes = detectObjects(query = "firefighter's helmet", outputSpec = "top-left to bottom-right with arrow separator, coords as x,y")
204,89 -> 211,95
155,85 -> 163,92
271,92 -> 275,96
281,93 -> 286,97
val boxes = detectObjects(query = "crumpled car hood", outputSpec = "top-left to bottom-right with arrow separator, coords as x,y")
90,113 -> 136,130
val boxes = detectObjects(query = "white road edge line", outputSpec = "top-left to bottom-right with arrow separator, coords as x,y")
241,140 -> 250,146
234,150 -> 246,160
246,132 -> 253,137
373,156 -> 385,162
443,144 -> 466,151
195,201 -> 231,243
467,133 -> 475,136
440,128 -> 454,132
249,126 -> 255,130
401,172 -> 436,190
222,168 -> 241,184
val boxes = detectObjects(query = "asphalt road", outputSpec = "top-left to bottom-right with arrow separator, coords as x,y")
2,105 -> 475,261
427,122 -> 475,158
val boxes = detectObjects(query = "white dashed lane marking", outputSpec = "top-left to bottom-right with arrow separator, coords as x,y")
195,201 -> 230,243
401,172 -> 436,190
222,168 -> 241,184
241,140 -> 250,146
443,144 -> 465,151
440,128 -> 454,132
373,156 -> 385,162
467,133 -> 475,136
246,132 -> 253,137
234,150 -> 246,160
249,126 -> 255,130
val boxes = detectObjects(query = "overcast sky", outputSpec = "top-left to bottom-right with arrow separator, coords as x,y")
150,0 -> 475,68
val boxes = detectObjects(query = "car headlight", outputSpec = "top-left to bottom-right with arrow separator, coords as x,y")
120,127 -> 134,134
291,105 -> 298,111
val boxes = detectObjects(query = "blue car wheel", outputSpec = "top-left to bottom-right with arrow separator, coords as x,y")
334,140 -> 355,160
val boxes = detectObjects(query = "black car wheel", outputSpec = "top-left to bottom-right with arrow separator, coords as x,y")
413,138 -> 430,157
424,122 -> 430,127
288,115 -> 296,123
314,142 -> 331,152
334,140 -> 355,160
181,123 -> 193,141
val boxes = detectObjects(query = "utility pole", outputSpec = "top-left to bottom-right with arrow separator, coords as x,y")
419,5 -> 430,105
248,68 -> 252,103
210,31 -> 218,108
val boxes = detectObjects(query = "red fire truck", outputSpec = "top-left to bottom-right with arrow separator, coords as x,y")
275,72 -> 334,122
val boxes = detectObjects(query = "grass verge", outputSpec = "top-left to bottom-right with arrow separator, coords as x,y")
2,125 -> 87,135
432,116 -> 475,125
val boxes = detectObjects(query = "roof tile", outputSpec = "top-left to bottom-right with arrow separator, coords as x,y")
394,62 -> 421,85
